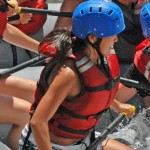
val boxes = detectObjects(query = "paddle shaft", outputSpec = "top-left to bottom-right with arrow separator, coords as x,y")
86,113 -> 126,150
120,77 -> 150,91
8,14 -> 20,22
0,55 -> 46,79
8,1 -> 72,17
19,7 -> 73,17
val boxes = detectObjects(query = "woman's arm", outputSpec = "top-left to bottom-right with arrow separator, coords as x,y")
30,61 -> 80,150
115,83 -> 137,103
3,24 -> 39,53
110,99 -> 135,118
54,0 -> 84,29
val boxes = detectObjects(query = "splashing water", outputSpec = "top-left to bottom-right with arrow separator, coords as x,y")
108,108 -> 150,150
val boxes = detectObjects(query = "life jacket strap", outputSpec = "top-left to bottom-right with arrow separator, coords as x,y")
58,106 -> 108,120
49,118 -> 94,136
29,102 -> 37,116
49,107 -> 109,136
86,75 -> 120,92
37,81 -> 46,95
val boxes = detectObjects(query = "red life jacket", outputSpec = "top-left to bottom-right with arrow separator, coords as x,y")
0,12 -> 7,37
15,0 -> 47,35
34,49 -> 120,138
134,39 -> 150,82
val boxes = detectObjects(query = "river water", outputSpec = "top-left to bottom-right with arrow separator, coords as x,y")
108,108 -> 150,150
108,63 -> 150,150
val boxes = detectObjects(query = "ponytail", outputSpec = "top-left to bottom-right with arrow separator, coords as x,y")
39,28 -> 73,57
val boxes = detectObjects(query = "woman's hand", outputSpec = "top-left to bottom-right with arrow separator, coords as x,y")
110,100 -> 136,118
20,13 -> 33,24
9,13 -> 33,25
7,0 -> 18,17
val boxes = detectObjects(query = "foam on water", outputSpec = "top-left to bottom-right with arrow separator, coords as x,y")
108,108 -> 150,150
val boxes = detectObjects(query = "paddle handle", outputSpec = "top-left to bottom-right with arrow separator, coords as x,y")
86,106 -> 135,150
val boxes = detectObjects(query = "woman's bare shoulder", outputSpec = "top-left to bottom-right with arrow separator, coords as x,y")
60,58 -> 78,79
48,58 -> 78,85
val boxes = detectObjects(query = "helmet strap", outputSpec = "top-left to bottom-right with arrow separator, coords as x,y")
85,37 -> 103,59
86,37 -> 110,76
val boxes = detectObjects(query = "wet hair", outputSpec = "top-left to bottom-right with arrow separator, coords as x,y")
40,28 -> 86,57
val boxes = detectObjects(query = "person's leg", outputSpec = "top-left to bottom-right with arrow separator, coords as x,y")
0,75 -> 36,103
54,0 -> 85,29
102,138 -> 133,150
0,94 -> 31,150
143,96 -> 150,113
116,83 -> 137,103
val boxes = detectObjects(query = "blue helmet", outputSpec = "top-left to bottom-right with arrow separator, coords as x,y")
140,2 -> 150,37
72,0 -> 125,39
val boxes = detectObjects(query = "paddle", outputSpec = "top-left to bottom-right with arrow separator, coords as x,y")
8,14 -> 20,22
9,1 -> 73,18
0,55 -> 46,79
120,77 -> 150,91
17,7 -> 73,17
86,106 -> 136,150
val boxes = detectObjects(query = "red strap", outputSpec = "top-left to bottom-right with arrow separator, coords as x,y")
0,12 -> 7,36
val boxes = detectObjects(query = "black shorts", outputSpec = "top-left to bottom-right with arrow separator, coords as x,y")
122,63 -> 150,97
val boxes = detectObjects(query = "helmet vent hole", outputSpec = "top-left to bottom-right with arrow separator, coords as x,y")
115,17 -> 119,21
81,10 -> 84,15
98,7 -> 102,12
143,13 -> 148,17
108,10 -> 113,15
89,7 -> 92,12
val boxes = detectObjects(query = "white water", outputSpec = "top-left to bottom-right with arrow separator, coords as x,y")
109,108 -> 150,150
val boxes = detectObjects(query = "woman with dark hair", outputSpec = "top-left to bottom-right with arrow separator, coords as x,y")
19,1 -> 135,150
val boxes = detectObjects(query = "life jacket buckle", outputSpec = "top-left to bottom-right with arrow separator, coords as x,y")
107,79 -> 116,90
87,115 -> 95,121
